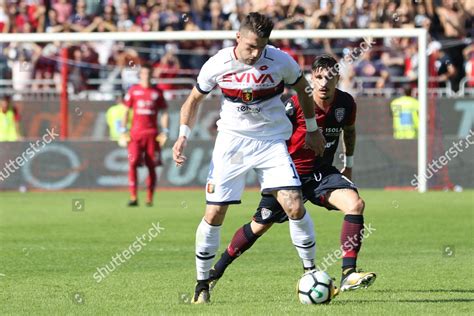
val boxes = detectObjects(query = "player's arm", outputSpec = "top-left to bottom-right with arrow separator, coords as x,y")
341,124 -> 355,180
292,76 -> 326,156
172,87 -> 207,166
156,108 -> 169,147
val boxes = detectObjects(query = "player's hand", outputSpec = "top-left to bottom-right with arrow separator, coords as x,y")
172,136 -> 188,166
305,129 -> 326,157
118,133 -> 130,148
341,167 -> 352,180
156,132 -> 168,147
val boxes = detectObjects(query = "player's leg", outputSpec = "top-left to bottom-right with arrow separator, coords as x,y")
143,135 -> 158,206
310,167 -> 375,291
326,188 -> 375,291
275,189 -> 316,271
193,203 -> 227,303
256,140 -> 316,271
127,138 -> 140,206
193,133 -> 251,304
210,194 -> 286,289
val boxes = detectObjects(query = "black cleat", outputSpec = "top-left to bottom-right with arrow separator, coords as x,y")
127,200 -> 138,207
192,281 -> 210,304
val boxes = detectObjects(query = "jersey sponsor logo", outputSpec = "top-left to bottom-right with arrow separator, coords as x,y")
132,90 -> 144,96
222,72 -> 275,84
325,127 -> 343,133
325,139 -> 336,148
242,88 -> 253,103
261,208 -> 272,220
206,182 -> 215,194
237,105 -> 261,113
335,108 -> 345,122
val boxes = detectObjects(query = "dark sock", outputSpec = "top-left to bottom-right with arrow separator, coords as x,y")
213,222 -> 260,277
341,214 -> 364,279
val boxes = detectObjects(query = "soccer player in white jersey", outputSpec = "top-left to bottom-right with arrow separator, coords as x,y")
172,12 -> 326,304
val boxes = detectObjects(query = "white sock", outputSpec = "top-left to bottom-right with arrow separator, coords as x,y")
195,218 -> 221,281
289,210 -> 316,269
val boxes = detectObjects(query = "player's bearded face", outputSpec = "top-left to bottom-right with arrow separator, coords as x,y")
236,30 -> 268,65
312,68 -> 339,100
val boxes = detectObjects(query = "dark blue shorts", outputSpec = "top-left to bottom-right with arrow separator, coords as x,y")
253,166 -> 358,225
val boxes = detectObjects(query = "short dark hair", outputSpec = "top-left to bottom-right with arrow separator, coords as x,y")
311,54 -> 338,72
240,12 -> 274,38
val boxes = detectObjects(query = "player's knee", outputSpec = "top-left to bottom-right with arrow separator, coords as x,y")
285,202 -> 305,220
348,198 -> 365,215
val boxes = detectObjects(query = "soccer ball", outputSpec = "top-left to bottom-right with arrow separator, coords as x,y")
297,270 -> 335,304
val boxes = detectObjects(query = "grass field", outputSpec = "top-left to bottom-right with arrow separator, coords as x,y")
1,189 -> 473,315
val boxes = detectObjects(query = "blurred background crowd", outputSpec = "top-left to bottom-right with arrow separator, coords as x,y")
0,0 -> 473,97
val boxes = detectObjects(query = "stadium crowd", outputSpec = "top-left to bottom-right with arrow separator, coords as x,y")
0,0 -> 472,94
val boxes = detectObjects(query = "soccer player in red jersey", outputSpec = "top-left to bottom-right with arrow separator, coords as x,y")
122,64 -> 169,207
208,55 -> 376,292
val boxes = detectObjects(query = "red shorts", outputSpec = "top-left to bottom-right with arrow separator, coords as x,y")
128,133 -> 162,167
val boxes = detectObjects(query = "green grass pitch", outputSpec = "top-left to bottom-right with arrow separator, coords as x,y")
1,189 -> 473,314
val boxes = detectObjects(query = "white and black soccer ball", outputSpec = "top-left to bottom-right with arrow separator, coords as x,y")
297,270 -> 335,304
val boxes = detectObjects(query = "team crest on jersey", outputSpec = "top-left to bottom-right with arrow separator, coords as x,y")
335,108 -> 345,122
261,208 -> 272,220
242,88 -> 253,103
206,182 -> 215,194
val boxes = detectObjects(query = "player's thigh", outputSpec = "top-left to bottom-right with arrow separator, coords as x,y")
206,133 -> 253,204
327,188 -> 364,215
143,134 -> 158,161
127,140 -> 141,166
255,140 -> 301,193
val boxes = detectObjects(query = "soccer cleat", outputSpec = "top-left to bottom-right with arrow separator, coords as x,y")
145,202 -> 153,207
191,281 -> 210,304
340,270 -> 376,292
208,268 -> 221,291
127,200 -> 138,207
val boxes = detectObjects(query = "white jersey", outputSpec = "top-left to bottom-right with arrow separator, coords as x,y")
197,45 -> 303,140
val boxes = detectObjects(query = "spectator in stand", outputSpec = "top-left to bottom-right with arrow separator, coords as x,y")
153,45 -> 181,92
52,0 -> 73,24
7,42 -> 41,92
45,9 -> 65,33
117,2 -> 134,32
68,0 -> 92,32
69,47 -> 86,93
355,51 -> 389,90
463,44 -> 474,88
0,1 -> 8,33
